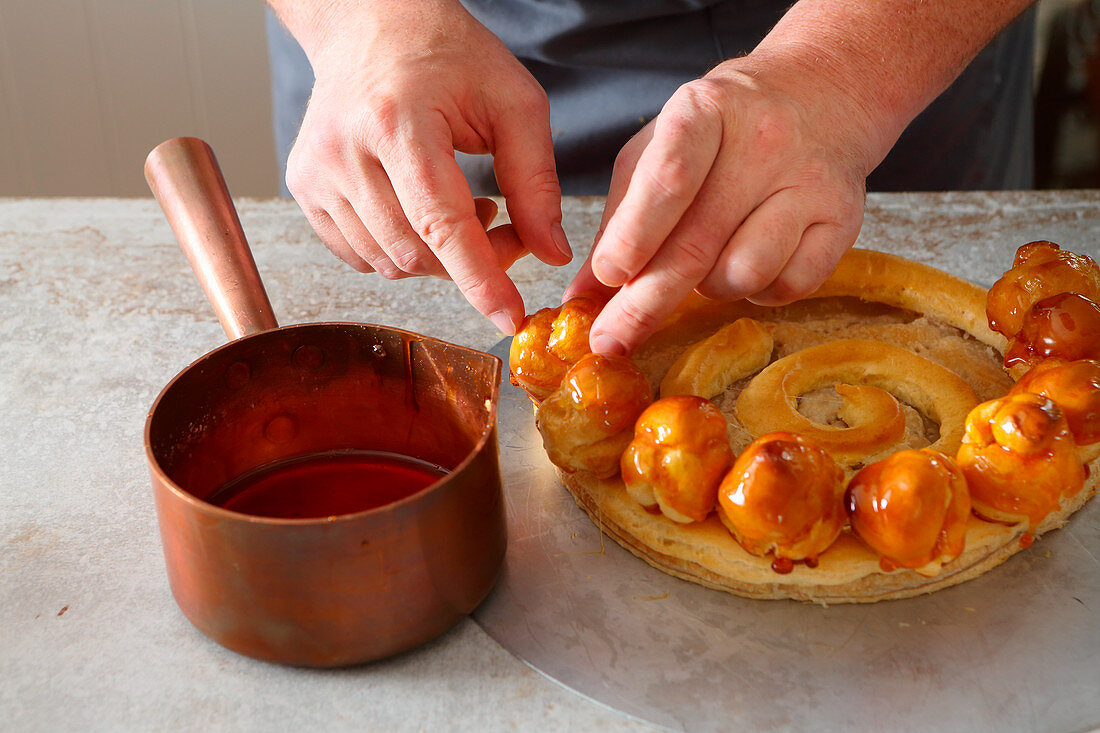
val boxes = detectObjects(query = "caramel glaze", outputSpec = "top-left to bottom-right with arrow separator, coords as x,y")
1003,292 -> 1100,369
846,449 -> 971,573
957,393 -> 1086,532
621,395 -> 733,523
509,295 -> 603,400
1010,358 -> 1100,446
563,353 -> 653,434
535,352 -> 653,478
986,240 -> 1100,339
717,432 -> 846,570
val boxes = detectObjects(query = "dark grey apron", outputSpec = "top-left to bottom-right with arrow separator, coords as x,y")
265,1 -> 1034,196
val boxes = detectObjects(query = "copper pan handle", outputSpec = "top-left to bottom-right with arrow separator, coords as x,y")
145,137 -> 278,340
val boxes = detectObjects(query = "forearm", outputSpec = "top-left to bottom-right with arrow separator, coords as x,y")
732,0 -> 1035,173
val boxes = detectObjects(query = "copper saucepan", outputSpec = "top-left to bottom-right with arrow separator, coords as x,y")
143,137 -> 506,667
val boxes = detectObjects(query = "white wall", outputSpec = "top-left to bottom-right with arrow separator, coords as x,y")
0,0 -> 277,197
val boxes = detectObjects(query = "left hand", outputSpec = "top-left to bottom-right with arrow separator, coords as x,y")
563,59 -> 876,355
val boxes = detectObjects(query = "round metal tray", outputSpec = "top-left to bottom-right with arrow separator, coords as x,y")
473,340 -> 1100,732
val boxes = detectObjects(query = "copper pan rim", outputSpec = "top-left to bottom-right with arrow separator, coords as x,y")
144,320 -> 503,527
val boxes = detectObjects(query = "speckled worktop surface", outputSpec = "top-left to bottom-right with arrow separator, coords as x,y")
2,192 -> 1099,731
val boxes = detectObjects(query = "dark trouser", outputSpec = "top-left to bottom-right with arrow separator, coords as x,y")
265,1 -> 1034,197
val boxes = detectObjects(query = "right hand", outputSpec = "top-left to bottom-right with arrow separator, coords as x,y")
278,0 -> 572,334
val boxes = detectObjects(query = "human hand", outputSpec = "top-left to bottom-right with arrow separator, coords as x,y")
275,0 -> 572,334
563,59 -> 880,354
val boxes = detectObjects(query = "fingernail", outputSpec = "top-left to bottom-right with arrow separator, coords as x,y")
552,222 -> 573,262
489,310 -> 517,336
594,258 -> 628,287
590,332 -> 626,356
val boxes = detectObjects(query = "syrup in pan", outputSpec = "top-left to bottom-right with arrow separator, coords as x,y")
207,450 -> 448,519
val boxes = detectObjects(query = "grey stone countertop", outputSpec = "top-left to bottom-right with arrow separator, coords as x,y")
2,192 -> 1099,731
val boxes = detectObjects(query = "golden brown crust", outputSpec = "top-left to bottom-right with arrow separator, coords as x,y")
556,464 -> 1098,603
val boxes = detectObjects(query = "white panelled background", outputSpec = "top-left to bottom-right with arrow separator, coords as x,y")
0,0 -> 276,197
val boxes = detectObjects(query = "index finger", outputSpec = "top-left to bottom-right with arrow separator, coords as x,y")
562,124 -> 652,304
590,86 -> 722,288
378,113 -> 525,334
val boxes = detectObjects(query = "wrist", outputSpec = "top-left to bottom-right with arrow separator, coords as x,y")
266,0 -> 469,73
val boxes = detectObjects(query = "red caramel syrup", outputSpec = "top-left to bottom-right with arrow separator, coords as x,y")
770,556 -> 818,574
207,450 -> 448,519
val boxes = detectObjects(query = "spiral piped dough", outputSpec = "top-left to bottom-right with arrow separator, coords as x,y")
735,339 -> 980,464
660,318 -> 773,399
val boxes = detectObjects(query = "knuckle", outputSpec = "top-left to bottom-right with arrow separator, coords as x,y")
730,258 -> 774,295
615,300 -> 663,336
523,166 -> 562,200
672,79 -> 725,117
761,269 -> 814,303
284,153 -> 315,201
514,81 -> 551,119
643,156 -> 695,202
361,99 -> 402,151
604,230 -> 649,263
455,271 -> 500,309
766,274 -> 810,303
304,118 -> 347,167
300,205 -> 332,234
411,210 -> 471,252
661,80 -> 726,139
284,167 -> 307,200
348,258 -> 375,274
668,238 -> 714,280
390,245 -> 435,276
374,261 -> 409,281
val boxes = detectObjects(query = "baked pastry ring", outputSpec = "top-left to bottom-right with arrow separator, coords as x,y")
513,248 -> 1100,603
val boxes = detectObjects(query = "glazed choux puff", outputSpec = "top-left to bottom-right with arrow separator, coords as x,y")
1002,292 -> 1100,370
621,396 -> 733,523
717,432 -> 846,570
536,353 -> 653,478
509,295 -> 603,401
1010,359 -> 1100,452
986,241 -> 1100,339
846,449 -> 971,575
957,393 -> 1086,531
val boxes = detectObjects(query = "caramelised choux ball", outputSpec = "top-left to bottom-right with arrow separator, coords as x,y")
986,241 -> 1100,339
846,449 -> 971,575
536,352 -> 652,478
509,295 -> 603,401
1010,358 -> 1100,450
957,393 -> 1085,531
1002,293 -> 1100,370
621,396 -> 733,523
717,432 -> 846,571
